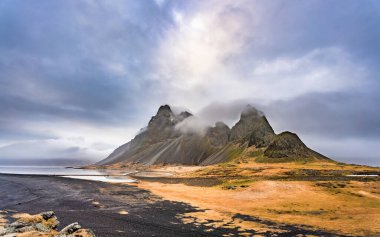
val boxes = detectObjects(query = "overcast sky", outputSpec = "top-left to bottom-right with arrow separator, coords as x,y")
0,0 -> 379,166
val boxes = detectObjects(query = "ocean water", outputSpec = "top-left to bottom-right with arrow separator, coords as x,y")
0,166 -> 136,183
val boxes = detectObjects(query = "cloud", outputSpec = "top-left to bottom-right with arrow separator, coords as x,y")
0,120 -> 140,161
154,1 -> 372,110
249,47 -> 368,100
301,136 -> 380,167
195,101 -> 248,127
261,91 -> 380,139
175,116 -> 209,135
0,0 -> 379,165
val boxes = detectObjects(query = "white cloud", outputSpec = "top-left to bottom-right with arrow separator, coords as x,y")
155,1 -> 369,110
0,120 -> 139,161
175,116 -> 208,136
155,1 -> 255,109
248,47 -> 368,100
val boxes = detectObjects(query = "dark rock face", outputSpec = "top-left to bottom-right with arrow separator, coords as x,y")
96,105 -> 216,166
230,105 -> 275,147
264,132 -> 329,160
97,104 -> 329,166
206,122 -> 230,147
145,104 -> 181,143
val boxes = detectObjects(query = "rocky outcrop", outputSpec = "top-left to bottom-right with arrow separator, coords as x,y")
230,105 -> 275,147
264,132 -> 330,161
206,122 -> 230,147
0,211 -> 95,237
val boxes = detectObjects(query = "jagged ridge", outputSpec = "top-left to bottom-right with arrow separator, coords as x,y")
97,104 -> 330,166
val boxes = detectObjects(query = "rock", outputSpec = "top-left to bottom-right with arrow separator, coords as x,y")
59,222 -> 82,235
41,211 -> 55,220
230,105 -> 275,147
67,229 -> 96,237
8,221 -> 28,229
206,122 -> 230,147
1,234 -> 16,237
0,211 -> 95,237
264,132 -> 330,161
35,222 -> 52,232
223,185 -> 237,190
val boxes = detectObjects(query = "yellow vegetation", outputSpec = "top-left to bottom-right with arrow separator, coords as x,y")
136,155 -> 380,236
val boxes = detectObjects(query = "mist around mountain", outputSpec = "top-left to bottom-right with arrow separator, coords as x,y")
97,105 -> 331,166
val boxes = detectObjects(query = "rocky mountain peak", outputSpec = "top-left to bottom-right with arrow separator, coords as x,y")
230,105 -> 275,147
148,105 -> 175,127
97,104 -> 329,166
240,104 -> 262,120
156,104 -> 173,116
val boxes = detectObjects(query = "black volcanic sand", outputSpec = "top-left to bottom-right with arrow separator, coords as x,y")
0,174 -> 352,237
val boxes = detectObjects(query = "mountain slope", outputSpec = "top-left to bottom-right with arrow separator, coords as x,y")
263,132 -> 330,162
96,104 -> 330,166
97,105 -> 220,166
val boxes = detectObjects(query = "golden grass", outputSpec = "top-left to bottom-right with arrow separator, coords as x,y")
138,178 -> 380,236
0,211 -> 7,232
67,229 -> 95,237
132,149 -> 380,236
17,230 -> 57,237
12,213 -> 44,224
101,146 -> 380,235
11,212 -> 58,229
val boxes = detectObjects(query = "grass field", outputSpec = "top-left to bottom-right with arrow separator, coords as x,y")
136,149 -> 380,236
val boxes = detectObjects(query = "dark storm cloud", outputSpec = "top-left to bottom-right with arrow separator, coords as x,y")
261,91 -> 380,139
0,0 -> 175,128
243,0 -> 380,61
0,0 -> 179,159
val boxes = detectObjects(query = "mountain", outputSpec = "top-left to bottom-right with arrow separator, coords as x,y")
96,104 -> 330,166
230,105 -> 275,147
264,132 -> 329,161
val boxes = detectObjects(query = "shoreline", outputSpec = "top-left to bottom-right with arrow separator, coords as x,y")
0,173 -> 359,237
1,159 -> 379,237
0,173 -> 223,237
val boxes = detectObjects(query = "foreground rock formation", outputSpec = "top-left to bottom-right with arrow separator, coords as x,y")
97,104 -> 330,166
0,211 -> 95,237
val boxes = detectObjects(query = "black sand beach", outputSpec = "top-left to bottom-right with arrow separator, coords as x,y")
0,174 -> 352,237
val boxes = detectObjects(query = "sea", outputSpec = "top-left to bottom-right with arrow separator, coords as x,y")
0,166 -> 136,183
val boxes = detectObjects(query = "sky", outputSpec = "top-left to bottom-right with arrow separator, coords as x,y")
0,0 -> 379,166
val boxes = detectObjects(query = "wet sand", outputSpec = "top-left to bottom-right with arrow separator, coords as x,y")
0,174 -> 352,237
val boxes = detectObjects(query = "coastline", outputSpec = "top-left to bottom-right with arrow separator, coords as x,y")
0,173 -> 220,237
0,173 -> 362,237
2,155 -> 380,237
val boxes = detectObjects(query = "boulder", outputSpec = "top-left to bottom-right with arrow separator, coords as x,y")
59,222 -> 82,235
0,211 -> 95,237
